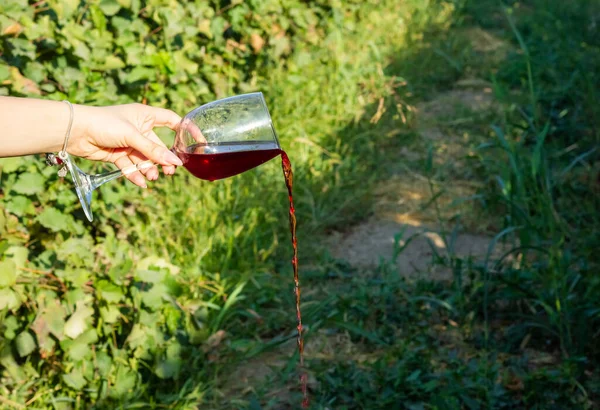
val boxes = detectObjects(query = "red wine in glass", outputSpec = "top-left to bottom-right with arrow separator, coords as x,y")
175,141 -> 281,181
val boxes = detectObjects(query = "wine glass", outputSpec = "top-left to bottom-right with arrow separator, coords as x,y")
63,92 -> 281,222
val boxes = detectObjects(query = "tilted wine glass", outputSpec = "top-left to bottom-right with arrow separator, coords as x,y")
62,92 -> 281,222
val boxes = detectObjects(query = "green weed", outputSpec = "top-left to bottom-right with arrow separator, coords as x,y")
1,0 -> 599,408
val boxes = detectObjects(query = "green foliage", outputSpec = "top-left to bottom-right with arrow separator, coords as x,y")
0,260 -> 16,287
0,0 -> 347,407
1,0 -> 599,408
0,0 -> 334,111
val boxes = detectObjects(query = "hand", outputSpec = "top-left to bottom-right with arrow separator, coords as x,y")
70,103 -> 184,187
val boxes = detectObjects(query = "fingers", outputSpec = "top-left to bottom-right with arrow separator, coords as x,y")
124,129 -> 183,168
114,154 -> 147,188
171,118 -> 207,153
186,121 -> 207,145
145,130 -> 176,175
147,106 -> 182,131
128,150 -> 159,181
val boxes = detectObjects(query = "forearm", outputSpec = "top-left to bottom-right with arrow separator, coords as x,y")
0,96 -> 84,157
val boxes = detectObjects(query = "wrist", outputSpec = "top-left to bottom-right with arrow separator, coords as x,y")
44,100 -> 86,155
67,103 -> 92,156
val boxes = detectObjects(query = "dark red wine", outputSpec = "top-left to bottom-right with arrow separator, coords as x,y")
281,151 -> 309,408
175,141 -> 281,181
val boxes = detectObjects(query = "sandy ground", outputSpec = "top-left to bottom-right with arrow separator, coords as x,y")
328,76 -> 508,279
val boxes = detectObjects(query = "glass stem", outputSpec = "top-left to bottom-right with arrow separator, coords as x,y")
89,160 -> 154,190
88,168 -> 124,191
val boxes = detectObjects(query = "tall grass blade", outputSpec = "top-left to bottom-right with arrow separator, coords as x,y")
212,282 -> 247,332
558,147 -> 597,179
532,122 -> 550,178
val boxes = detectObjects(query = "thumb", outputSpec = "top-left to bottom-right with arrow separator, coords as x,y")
124,129 -> 183,166
148,106 -> 182,131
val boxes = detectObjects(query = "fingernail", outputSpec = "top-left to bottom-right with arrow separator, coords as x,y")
165,150 -> 183,166
133,174 -> 146,187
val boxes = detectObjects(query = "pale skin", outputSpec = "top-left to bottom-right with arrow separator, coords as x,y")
0,96 -> 184,188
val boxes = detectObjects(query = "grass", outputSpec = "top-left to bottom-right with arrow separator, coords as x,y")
160,0 -> 599,408
186,0 -> 599,409
4,0 -> 599,408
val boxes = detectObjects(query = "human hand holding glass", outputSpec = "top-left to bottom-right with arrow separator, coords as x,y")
61,92 -> 280,222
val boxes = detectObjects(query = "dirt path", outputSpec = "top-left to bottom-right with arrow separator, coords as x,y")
327,219 -> 497,280
328,80 -> 507,278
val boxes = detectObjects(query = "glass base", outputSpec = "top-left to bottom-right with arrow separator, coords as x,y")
66,160 -> 94,222
64,155 -> 137,223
